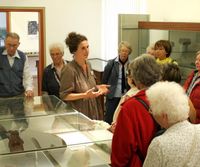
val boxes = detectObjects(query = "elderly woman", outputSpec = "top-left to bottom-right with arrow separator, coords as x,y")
144,81 -> 200,167
183,51 -> 200,123
102,41 -> 132,124
42,43 -> 67,98
111,54 -> 162,167
60,32 -> 109,120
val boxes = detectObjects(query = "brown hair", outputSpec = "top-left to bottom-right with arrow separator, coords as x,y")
162,63 -> 181,83
65,32 -> 87,54
6,32 -> 20,40
154,40 -> 172,57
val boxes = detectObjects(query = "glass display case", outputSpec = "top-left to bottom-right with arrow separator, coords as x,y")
0,95 -> 112,167
138,30 -> 199,84
119,19 -> 200,84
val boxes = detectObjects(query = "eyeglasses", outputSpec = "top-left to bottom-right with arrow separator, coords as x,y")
120,49 -> 130,54
6,44 -> 18,48
50,52 -> 63,57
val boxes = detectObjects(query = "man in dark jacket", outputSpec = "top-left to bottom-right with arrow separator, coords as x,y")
0,32 -> 33,97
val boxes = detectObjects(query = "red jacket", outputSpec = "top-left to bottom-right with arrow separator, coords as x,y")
183,70 -> 200,123
111,90 -> 157,167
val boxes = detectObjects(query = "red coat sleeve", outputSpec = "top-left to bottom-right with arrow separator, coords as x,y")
111,97 -> 157,167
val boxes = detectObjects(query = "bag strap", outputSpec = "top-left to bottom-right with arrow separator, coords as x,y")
134,96 -> 149,111
133,96 -> 149,163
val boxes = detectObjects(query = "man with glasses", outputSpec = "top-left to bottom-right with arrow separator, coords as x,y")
0,32 -> 33,97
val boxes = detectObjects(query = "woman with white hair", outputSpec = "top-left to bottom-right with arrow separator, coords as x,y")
144,81 -> 200,167
42,42 -> 67,98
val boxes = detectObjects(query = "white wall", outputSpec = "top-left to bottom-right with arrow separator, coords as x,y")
145,0 -> 200,46
146,0 -> 200,22
101,0 -> 147,60
2,0 -> 200,64
10,12 -> 39,53
0,0 -> 102,65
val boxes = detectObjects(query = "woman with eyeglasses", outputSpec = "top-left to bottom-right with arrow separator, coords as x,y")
111,54 -> 162,167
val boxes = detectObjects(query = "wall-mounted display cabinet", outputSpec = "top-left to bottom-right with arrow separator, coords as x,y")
119,16 -> 200,84
118,14 -> 149,60
138,21 -> 200,84
0,95 -> 112,167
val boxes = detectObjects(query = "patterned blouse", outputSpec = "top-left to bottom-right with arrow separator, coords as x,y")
143,120 -> 200,167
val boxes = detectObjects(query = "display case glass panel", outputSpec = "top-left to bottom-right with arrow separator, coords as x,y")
0,96 -> 112,167
138,29 -> 199,84
119,19 -> 200,84
0,95 -> 75,120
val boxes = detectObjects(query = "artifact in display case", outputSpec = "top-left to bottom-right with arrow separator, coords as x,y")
0,95 -> 112,167
138,21 -> 200,84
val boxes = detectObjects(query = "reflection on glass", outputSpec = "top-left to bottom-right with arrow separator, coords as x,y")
0,95 -> 112,167
139,29 -> 198,84
0,95 -> 72,120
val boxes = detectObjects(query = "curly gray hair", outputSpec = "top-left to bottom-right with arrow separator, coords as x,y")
146,81 -> 189,125
129,54 -> 161,89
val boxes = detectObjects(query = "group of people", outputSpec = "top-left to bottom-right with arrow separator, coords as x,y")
109,40 -> 200,166
1,31 -> 200,166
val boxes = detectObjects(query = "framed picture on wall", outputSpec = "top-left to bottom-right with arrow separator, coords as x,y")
28,21 -> 38,35
0,28 -> 6,47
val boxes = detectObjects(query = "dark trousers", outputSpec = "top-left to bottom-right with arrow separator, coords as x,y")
104,97 -> 121,124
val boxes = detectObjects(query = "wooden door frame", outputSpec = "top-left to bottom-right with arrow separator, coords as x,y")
0,7 -> 45,95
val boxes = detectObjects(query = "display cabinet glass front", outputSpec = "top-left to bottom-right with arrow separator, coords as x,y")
138,29 -> 199,84
0,95 -> 75,120
119,19 -> 200,84
0,95 -> 112,167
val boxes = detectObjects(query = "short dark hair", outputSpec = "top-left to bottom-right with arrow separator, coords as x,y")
65,32 -> 87,54
162,63 -> 181,83
154,40 -> 172,57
